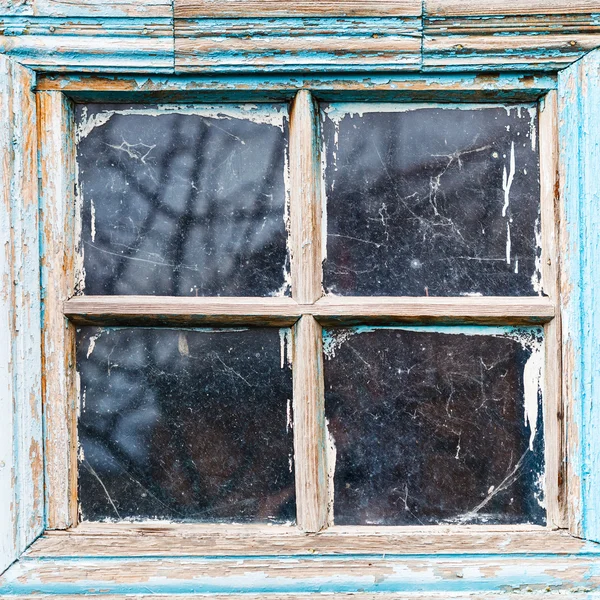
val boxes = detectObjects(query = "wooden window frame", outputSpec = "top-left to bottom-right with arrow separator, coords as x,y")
2,1 -> 600,595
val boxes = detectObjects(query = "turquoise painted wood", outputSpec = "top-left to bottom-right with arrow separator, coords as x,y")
559,47 -> 600,544
0,55 -> 44,576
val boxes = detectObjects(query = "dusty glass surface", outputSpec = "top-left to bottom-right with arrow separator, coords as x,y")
76,104 -> 289,296
321,104 -> 541,296
323,326 -> 545,526
77,327 -> 295,522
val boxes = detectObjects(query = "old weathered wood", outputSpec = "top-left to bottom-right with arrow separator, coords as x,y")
0,16 -> 174,72
423,0 -> 600,72
35,73 -> 556,103
175,0 -> 422,18
310,297 -> 555,326
174,18 -> 421,73
4,546 -> 600,595
38,91 -> 78,530
558,47 -> 600,542
293,316 -> 329,532
0,55 -> 44,575
290,90 -> 322,304
64,297 -> 302,326
539,89 -> 566,529
27,523 -> 589,557
425,0 -> 600,17
1,0 -> 172,18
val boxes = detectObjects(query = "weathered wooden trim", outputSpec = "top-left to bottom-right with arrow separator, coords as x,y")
174,17 -> 421,73
558,47 -> 600,542
290,90 -> 322,304
293,316 -> 329,532
174,0 -> 422,18
423,2 -> 600,72
0,0 -> 172,18
0,55 -> 43,575
35,73 -> 557,103
425,1 -> 600,17
38,91 -> 78,530
5,549 -> 600,595
310,297 -> 555,326
25,523 -> 591,557
64,296 -> 302,327
0,16 -> 175,72
423,33 -> 600,72
539,89 -> 566,529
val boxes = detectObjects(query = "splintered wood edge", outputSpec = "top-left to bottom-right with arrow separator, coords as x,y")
26,524 -> 590,557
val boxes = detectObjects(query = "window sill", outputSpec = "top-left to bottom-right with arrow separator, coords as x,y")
2,525 -> 599,596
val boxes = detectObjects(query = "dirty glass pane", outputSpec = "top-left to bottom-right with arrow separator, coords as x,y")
323,326 -> 545,526
76,104 -> 289,296
321,104 -> 541,296
77,327 -> 295,522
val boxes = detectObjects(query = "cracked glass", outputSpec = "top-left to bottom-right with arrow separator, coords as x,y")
76,103 -> 290,297
77,327 -> 295,523
321,104 -> 541,297
323,326 -> 545,526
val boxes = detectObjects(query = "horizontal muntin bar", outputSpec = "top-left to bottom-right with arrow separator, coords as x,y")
64,295 -> 554,327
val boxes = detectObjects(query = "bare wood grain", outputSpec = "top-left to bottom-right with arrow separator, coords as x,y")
38,91 -> 78,530
310,297 -> 555,326
64,297 -> 302,326
28,523 -> 584,557
293,316 -> 329,532
425,0 -> 600,17
175,0 -> 422,18
539,89 -> 566,529
290,90 -> 322,304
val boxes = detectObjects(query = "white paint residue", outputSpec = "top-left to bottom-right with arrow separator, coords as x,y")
86,331 -> 102,358
531,217 -> 543,295
326,418 -> 337,527
76,104 -> 288,141
502,141 -> 516,218
178,332 -> 189,357
514,258 -> 519,274
90,198 -> 96,242
505,221 -> 511,265
528,106 -> 537,152
523,342 -> 544,451
460,292 -> 483,297
286,398 -> 293,433
320,121 -> 329,265
322,328 -> 373,359
279,329 -> 292,368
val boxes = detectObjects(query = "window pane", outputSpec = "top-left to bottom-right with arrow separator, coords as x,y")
76,104 -> 290,296
324,326 -> 545,526
77,327 -> 294,523
322,104 -> 541,296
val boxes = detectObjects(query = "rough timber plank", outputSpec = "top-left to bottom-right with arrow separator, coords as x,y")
539,89 -> 566,529
38,91 -> 78,530
426,0 -> 600,17
293,316 -> 329,532
0,55 -> 43,576
27,524 -> 592,557
174,0 -> 422,18
558,47 -> 600,542
0,0 -> 171,18
423,2 -> 600,71
64,297 -> 301,326
174,17 -> 421,73
0,16 -> 174,72
4,551 -> 600,595
311,297 -> 555,326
